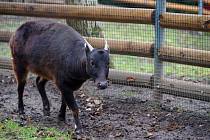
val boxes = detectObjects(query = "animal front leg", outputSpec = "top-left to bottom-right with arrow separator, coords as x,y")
57,82 -> 82,135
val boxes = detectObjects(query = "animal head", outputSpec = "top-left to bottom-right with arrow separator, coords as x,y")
85,39 -> 110,90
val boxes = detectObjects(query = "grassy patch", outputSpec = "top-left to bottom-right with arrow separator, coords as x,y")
0,120 -> 72,140
103,22 -> 154,43
111,55 -> 154,73
111,54 -> 210,79
0,43 -> 10,57
0,20 -> 23,32
103,22 -> 210,50
163,63 -> 210,79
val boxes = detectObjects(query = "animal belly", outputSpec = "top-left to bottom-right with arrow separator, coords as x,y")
27,64 -> 54,80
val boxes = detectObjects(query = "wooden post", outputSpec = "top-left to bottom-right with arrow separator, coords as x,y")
198,0 -> 203,35
198,0 -> 203,15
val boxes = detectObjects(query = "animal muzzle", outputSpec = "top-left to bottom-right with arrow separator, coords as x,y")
97,81 -> 108,90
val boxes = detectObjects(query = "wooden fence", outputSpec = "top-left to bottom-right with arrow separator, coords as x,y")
114,0 -> 210,15
1,31 -> 210,68
0,2 -> 210,101
0,2 -> 210,31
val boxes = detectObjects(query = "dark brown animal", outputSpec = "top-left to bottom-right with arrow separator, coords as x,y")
9,20 -> 110,134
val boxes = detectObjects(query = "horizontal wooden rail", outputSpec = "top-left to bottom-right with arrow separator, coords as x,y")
159,78 -> 210,102
110,69 -> 210,102
159,47 -> 210,68
160,13 -> 210,32
1,57 -> 210,102
0,31 -> 153,58
0,57 -> 13,70
35,0 -> 64,5
0,2 -> 210,32
1,31 -> 210,68
0,2 -> 153,24
0,31 -> 12,42
0,31 -> 209,67
86,37 -> 154,58
114,0 -> 210,15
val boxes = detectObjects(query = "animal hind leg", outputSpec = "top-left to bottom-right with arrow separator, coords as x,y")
13,62 -> 28,115
36,76 -> 50,116
58,95 -> 67,122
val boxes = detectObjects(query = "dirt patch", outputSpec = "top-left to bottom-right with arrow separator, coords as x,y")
0,71 -> 210,139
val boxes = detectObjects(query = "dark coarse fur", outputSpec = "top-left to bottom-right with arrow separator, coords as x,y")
10,20 -> 88,87
9,20 -> 109,135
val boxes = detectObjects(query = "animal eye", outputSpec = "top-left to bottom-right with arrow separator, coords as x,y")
106,63 -> 109,68
90,61 -> 95,66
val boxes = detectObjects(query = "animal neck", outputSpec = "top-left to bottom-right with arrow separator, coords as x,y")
66,57 -> 90,81
78,59 -> 90,80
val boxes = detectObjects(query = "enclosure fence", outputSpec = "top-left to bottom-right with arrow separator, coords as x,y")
0,0 -> 210,101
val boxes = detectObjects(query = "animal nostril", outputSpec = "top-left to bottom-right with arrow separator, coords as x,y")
98,83 -> 103,88
97,82 -> 108,89
97,82 -> 101,87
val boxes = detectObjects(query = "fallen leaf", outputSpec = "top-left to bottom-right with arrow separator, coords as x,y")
166,122 -> 180,131
126,76 -> 136,82
78,93 -> 86,98
36,131 -> 45,137
86,97 -> 92,102
115,132 -> 123,137
86,108 -> 92,111
93,99 -> 101,105
94,111 -> 101,116
127,117 -> 135,125
87,103 -> 95,108
47,131 -> 55,137
145,132 -> 153,138
148,128 -> 155,133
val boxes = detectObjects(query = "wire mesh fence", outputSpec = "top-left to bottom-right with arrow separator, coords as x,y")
0,0 -> 209,100
0,0 -> 210,139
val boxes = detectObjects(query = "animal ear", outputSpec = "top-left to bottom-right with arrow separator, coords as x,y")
104,39 -> 110,52
84,39 -> 94,53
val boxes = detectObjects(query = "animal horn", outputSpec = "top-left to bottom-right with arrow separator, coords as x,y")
104,39 -> 109,51
84,39 -> 94,52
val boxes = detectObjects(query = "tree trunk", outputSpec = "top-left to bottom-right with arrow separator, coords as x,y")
65,0 -> 102,37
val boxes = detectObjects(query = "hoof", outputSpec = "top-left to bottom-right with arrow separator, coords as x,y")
18,110 -> 25,115
57,115 -> 66,122
74,129 -> 87,140
43,110 -> 50,116
76,132 -> 87,140
75,127 -> 84,135
17,113 -> 27,124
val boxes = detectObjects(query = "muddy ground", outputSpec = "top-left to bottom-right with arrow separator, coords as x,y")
0,70 -> 210,140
